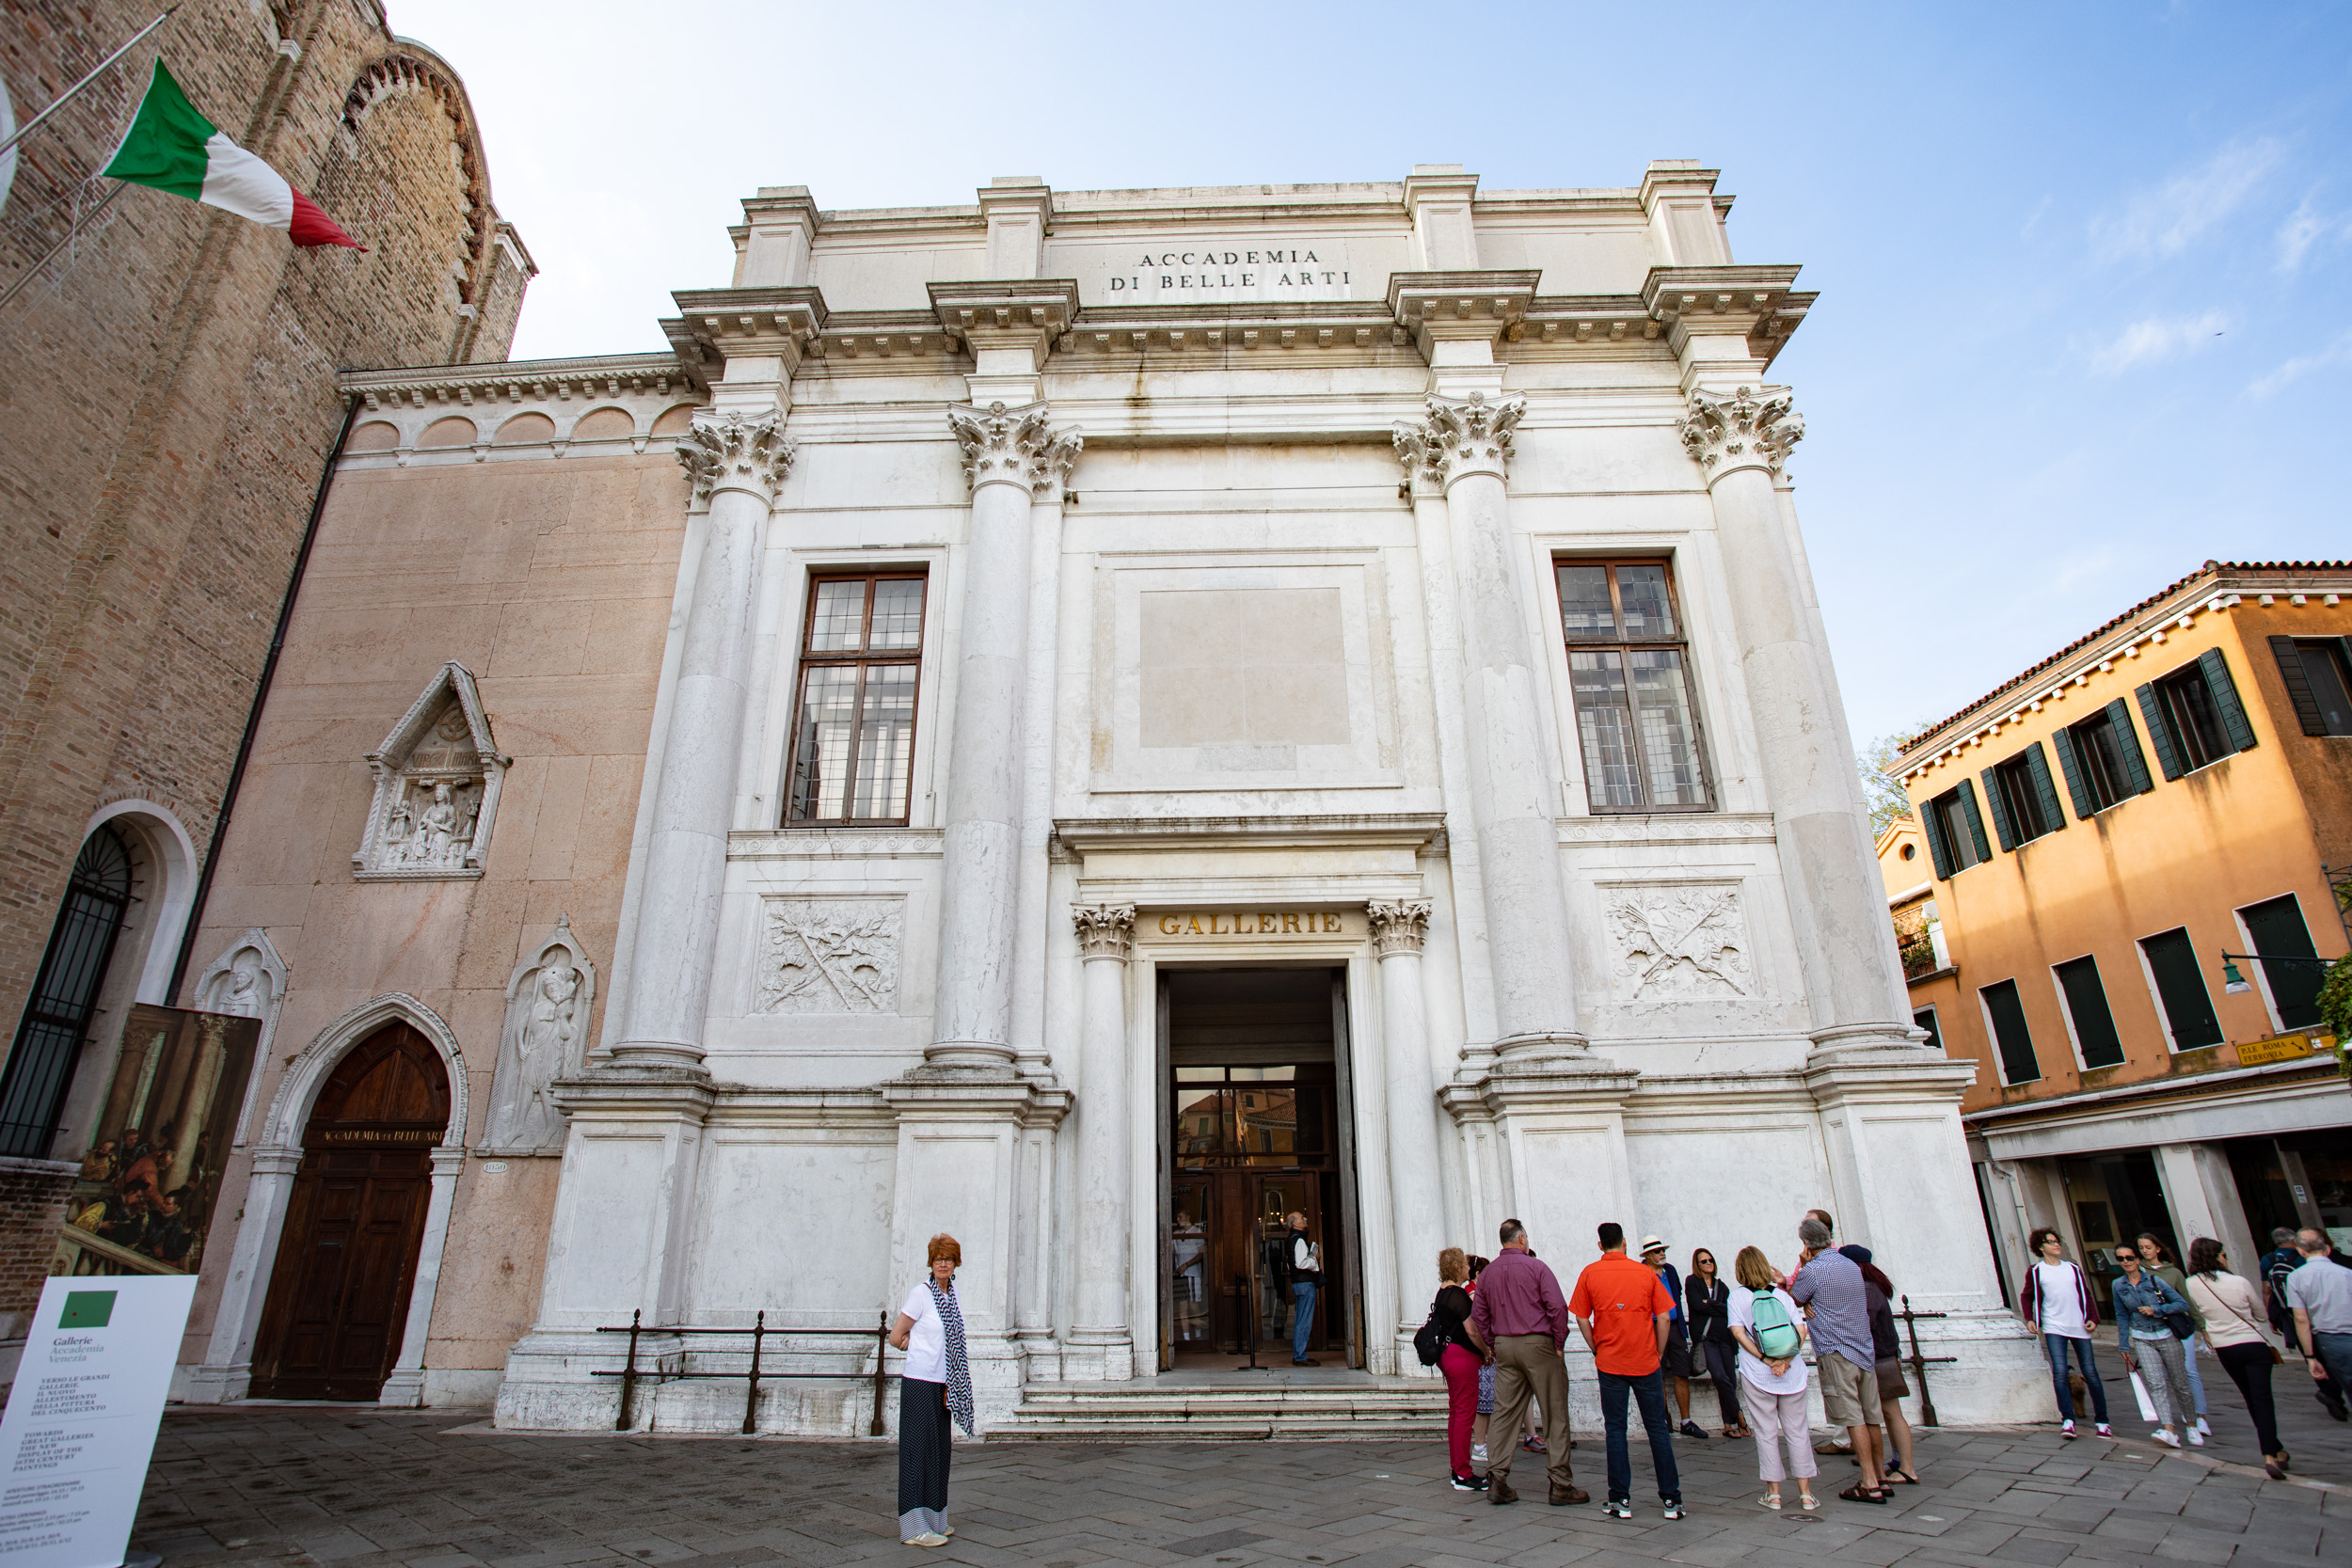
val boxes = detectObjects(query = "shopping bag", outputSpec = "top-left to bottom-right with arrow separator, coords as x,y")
2128,1370 -> 2157,1423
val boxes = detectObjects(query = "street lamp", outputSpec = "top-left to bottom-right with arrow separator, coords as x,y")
2217,951 -> 2333,995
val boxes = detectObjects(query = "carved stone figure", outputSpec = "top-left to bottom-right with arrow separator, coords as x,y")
193,928 -> 290,1145
485,918 -> 598,1154
354,663 -> 509,880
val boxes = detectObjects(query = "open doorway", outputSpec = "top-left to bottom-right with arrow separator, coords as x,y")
1158,965 -> 1360,1371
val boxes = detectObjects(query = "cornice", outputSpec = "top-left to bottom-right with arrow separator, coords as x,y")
1641,265 -> 1810,367
669,285 -> 830,373
341,352 -> 702,405
1052,812 -> 1446,858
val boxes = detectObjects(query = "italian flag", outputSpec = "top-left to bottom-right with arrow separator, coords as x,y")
103,59 -> 362,248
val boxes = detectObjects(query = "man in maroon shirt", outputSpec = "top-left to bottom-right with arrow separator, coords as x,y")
1469,1218 -> 1586,1505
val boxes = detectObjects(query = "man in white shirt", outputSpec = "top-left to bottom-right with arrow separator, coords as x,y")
2288,1228 -> 2352,1412
1287,1211 -> 1323,1366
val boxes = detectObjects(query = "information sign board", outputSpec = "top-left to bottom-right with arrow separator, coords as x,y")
0,1275 -> 198,1568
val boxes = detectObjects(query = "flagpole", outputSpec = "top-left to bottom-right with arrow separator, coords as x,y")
0,182 -> 126,313
0,6 -> 180,164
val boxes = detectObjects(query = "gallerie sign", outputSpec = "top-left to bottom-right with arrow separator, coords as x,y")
1153,911 -> 1349,936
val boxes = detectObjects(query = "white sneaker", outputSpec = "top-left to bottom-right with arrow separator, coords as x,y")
2059,1419 -> 2076,1439
903,1531 -> 948,1547
2153,1429 -> 2181,1449
2094,1423 -> 2113,1437
2194,1417 -> 2210,1436
1471,1443 -> 1488,1464
2186,1428 -> 2204,1447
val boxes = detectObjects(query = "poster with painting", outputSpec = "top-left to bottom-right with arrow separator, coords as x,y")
55,1004 -> 260,1277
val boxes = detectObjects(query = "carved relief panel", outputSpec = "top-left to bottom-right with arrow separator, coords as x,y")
755,897 -> 902,1014
1601,883 -> 1753,1000
353,662 -> 509,880
483,916 -> 598,1155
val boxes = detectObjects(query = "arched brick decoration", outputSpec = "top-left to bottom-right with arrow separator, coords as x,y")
494,411 -> 557,445
650,404 -> 698,436
419,416 -> 476,449
347,421 -> 402,452
570,406 -> 635,441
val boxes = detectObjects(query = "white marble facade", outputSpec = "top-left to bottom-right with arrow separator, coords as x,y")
493,163 -> 2043,1433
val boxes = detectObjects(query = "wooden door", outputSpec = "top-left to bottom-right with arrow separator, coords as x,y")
249,1022 -> 449,1401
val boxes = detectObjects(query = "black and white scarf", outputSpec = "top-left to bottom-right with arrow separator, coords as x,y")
928,1279 -> 974,1437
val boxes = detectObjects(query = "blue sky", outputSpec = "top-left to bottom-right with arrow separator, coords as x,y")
396,1 -> 2352,749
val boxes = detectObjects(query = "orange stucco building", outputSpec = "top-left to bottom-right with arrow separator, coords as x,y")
1880,560 -> 2350,1314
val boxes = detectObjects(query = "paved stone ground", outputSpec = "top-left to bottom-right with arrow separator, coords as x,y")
135,1366 -> 2352,1568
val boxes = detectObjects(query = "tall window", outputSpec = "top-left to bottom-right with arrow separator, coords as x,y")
1920,782 -> 1990,878
1979,978 -> 2041,1085
1555,560 -> 1708,811
0,827 -> 134,1157
2270,636 -> 2352,736
2137,649 -> 2255,779
2237,894 -> 2324,1030
785,573 -> 926,825
2052,955 -> 2127,1069
2053,703 -> 2150,816
2138,926 -> 2223,1051
1913,1006 -> 1942,1053
1983,743 -> 2064,849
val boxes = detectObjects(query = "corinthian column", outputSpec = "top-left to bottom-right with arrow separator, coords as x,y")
611,411 -> 794,1064
928,402 -> 1082,1069
1370,898 -> 1446,1366
1395,394 -> 1585,1063
1070,903 -> 1135,1378
1678,388 -> 1908,1048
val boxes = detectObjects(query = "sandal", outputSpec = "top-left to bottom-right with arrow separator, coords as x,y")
1800,1493 -> 1820,1512
1886,1466 -> 1919,1484
1758,1492 -> 1782,1510
1838,1482 -> 1887,1504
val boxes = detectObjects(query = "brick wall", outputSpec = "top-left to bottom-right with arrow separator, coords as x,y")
0,1156 -> 76,1343
0,2 -> 533,1072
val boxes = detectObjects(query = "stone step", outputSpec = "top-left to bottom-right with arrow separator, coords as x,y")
992,1379 -> 1449,1441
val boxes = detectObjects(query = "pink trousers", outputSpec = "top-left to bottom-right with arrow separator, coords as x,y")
1441,1343 -> 1482,1477
1741,1379 -> 1818,1483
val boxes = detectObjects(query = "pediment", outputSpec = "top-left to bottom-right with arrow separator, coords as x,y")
369,662 -> 510,775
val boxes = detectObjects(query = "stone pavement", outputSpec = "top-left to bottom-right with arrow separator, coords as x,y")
135,1367 -> 2352,1568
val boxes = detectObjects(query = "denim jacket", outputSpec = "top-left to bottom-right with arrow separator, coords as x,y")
2112,1271 -> 2188,1353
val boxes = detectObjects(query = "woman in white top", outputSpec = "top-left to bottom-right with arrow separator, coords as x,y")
888,1233 -> 974,1547
2183,1237 -> 2287,1479
2017,1227 -> 2111,1438
1727,1244 -> 1816,1512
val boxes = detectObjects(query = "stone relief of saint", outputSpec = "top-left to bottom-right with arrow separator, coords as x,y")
486,925 -> 594,1153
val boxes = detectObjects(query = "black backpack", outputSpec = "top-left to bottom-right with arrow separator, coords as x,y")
1413,1310 -> 1446,1367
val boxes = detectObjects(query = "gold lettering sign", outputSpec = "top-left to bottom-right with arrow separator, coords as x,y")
1152,911 -> 1346,937
2235,1032 -> 2330,1068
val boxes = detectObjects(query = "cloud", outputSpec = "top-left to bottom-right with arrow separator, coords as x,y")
2089,311 -> 2233,374
2277,194 -> 2349,273
2249,327 -> 2352,398
2090,138 -> 2283,262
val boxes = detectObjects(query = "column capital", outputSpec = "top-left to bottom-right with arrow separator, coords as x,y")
1393,390 -> 1525,491
1072,903 -> 1136,961
951,400 -> 1082,498
1367,898 -> 1434,957
1677,385 -> 1803,481
676,409 -> 795,504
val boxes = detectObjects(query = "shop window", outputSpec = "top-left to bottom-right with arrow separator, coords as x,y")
2052,702 -> 2153,816
1982,742 -> 2065,849
1979,978 -> 2041,1085
2136,649 -> 2256,780
2236,893 -> 2325,1031
1918,782 -> 1991,879
1554,560 -> 1710,812
2269,636 -> 2352,736
2052,955 -> 2127,1069
785,573 -> 926,825
2137,926 -> 2224,1051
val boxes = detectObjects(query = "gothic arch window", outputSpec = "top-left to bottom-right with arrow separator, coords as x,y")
353,663 -> 509,880
0,826 -> 134,1157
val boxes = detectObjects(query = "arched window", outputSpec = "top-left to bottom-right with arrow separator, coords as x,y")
0,826 -> 135,1157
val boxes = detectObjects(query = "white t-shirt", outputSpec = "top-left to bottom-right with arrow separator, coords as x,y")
2033,1262 -> 2090,1338
1729,1286 -> 1807,1395
899,1282 -> 950,1383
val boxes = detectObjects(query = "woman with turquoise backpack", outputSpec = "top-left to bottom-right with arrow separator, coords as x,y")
1729,1244 -> 1817,1511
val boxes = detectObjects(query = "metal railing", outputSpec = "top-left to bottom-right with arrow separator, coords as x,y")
594,1309 -> 894,1434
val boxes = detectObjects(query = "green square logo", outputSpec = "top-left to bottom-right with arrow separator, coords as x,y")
59,1291 -> 115,1328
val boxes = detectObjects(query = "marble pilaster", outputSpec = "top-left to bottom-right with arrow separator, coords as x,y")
1370,899 -> 1445,1372
1068,904 -> 1136,1379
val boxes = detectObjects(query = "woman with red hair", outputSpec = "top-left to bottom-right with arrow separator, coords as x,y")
888,1233 -> 973,1546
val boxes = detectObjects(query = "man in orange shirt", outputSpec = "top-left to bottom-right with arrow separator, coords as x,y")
1569,1222 -> 1684,1522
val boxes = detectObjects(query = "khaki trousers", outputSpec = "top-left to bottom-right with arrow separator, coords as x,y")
1486,1333 -> 1574,1490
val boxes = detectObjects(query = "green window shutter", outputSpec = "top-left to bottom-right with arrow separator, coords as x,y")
1919,799 -> 1956,879
2025,743 -> 2066,834
2136,683 -> 2184,781
1980,979 -> 2042,1085
1979,766 -> 2017,851
2054,956 -> 2127,1069
2049,724 -> 2094,817
2196,646 -> 2257,753
2139,927 -> 2223,1050
2270,635 -> 2328,736
1957,779 -> 1993,863
2106,698 -> 2153,794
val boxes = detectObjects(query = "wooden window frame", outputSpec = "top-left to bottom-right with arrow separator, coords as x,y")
1551,557 -> 1714,814
783,570 -> 928,827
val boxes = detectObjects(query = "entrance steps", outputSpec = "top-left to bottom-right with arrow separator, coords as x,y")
992,1374 -> 1448,1442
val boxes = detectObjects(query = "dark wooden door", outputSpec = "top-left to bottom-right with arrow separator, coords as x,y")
249,1022 -> 449,1400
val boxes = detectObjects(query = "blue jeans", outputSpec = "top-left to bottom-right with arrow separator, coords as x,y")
1597,1368 -> 1680,1505
2043,1333 -> 2108,1422
1291,1281 -> 1317,1362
